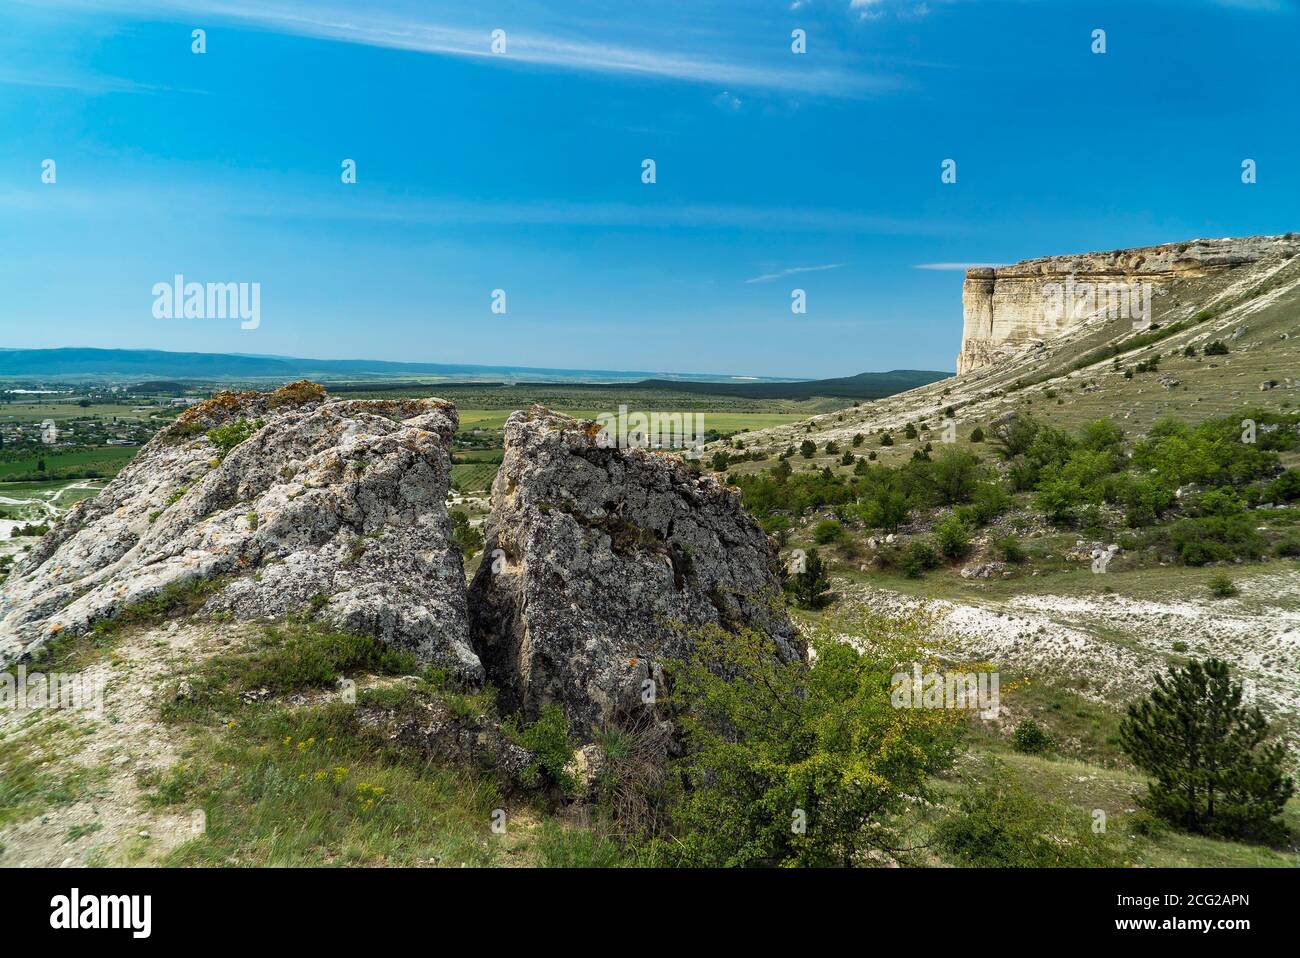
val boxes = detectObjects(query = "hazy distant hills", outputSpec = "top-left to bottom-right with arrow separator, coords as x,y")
0,347 -> 701,383
0,347 -> 950,399
634,370 -> 950,400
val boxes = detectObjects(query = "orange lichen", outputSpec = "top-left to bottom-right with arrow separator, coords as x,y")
268,379 -> 327,409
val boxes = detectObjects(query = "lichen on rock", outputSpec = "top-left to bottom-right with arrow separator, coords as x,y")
0,385 -> 478,680
467,405 -> 802,738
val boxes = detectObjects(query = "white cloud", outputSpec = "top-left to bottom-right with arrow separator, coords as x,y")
45,0 -> 897,96
745,263 -> 844,283
850,0 -> 888,19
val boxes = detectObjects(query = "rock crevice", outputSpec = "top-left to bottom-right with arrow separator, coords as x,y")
467,406 -> 801,736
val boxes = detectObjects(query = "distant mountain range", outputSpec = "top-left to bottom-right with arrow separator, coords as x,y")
0,348 -> 950,399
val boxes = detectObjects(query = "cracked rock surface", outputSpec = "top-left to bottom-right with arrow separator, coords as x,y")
468,406 -> 801,736
0,384 -> 478,680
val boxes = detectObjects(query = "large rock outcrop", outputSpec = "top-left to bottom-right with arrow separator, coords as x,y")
468,406 -> 802,737
0,383 -> 479,679
956,233 -> 1300,373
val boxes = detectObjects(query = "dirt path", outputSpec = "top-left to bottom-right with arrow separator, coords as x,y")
0,622 -> 255,866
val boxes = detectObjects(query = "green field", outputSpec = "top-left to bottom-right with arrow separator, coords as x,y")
0,446 -> 139,480
452,407 -> 811,492
0,401 -> 160,422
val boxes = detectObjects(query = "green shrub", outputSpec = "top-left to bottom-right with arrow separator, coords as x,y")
207,418 -> 265,460
923,448 -> 982,506
858,489 -> 911,533
966,481 -> 1012,526
799,439 -> 816,459
813,519 -> 844,545
1012,719 -> 1055,754
1166,514 -> 1267,565
994,536 -> 1027,564
1035,478 -> 1087,525
1207,574 -> 1239,599
1265,469 -> 1300,503
1120,476 -> 1175,528
663,621 -> 963,867
900,540 -> 940,578
933,514 -> 972,561
936,777 -> 1123,867
515,704 -> 578,794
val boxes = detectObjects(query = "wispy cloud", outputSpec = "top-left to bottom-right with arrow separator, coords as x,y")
913,262 -> 1006,270
0,67 -> 201,96
47,0 -> 896,96
0,182 -> 969,237
1206,0 -> 1288,10
849,0 -> 933,20
745,263 -> 844,283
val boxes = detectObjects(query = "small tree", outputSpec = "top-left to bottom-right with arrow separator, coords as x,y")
1119,658 -> 1294,843
859,489 -> 910,532
799,439 -> 817,459
448,510 -> 484,558
926,447 -> 982,505
933,513 -> 972,561
788,547 -> 831,608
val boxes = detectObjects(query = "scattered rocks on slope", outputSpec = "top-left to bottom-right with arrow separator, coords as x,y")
468,406 -> 802,737
0,382 -> 479,679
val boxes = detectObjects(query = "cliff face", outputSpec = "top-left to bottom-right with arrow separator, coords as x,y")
956,234 -> 1300,373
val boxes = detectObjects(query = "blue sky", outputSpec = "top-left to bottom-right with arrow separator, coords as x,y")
1,0 -> 1297,378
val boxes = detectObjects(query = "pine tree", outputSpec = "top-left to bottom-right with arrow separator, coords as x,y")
789,548 -> 831,609
1119,658 -> 1294,843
